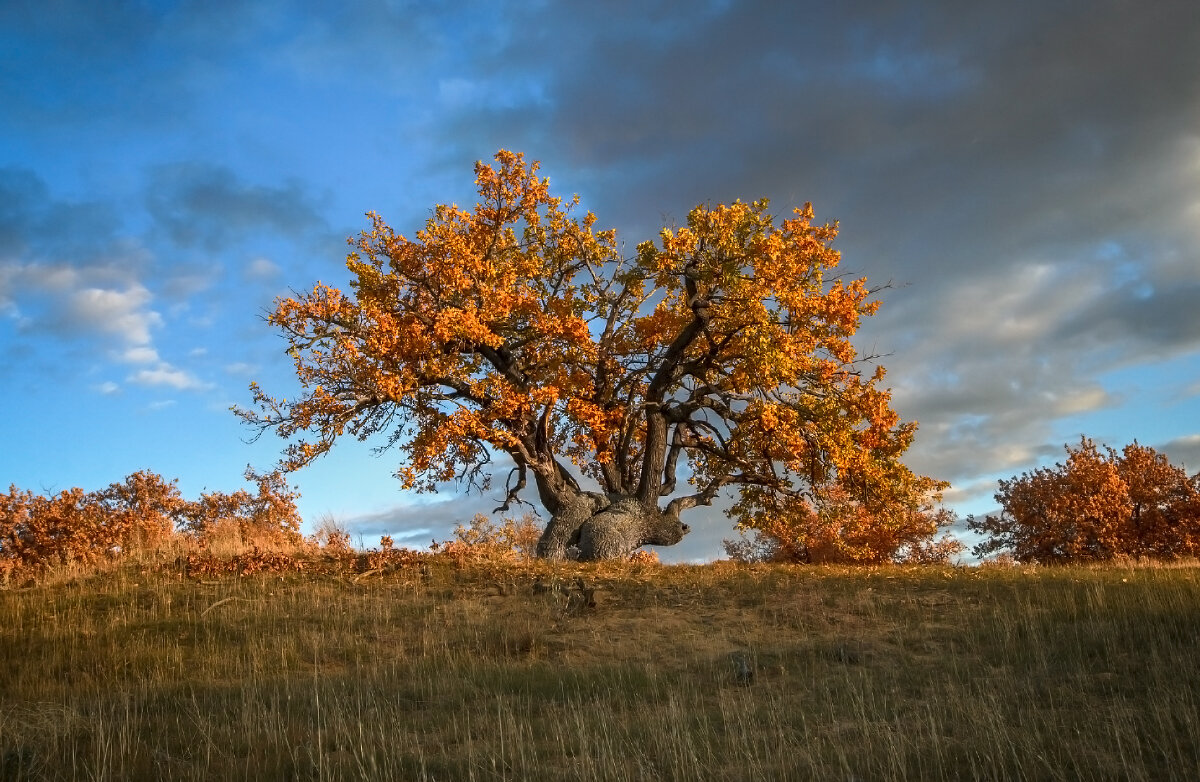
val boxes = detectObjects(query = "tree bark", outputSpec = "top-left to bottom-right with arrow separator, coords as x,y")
534,490 -> 607,560
536,492 -> 690,561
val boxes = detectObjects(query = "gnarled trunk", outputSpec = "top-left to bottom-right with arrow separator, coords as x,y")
535,492 -> 690,561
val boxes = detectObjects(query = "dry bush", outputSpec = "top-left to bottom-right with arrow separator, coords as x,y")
1,472 -> 193,583
179,468 -> 304,552
977,552 -> 1018,569
432,512 -> 543,564
1,468 -> 307,585
310,515 -> 353,554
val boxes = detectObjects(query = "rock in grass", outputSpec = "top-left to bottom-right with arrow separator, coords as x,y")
731,651 -> 755,685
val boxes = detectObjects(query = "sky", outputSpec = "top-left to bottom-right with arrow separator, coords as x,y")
2,0 -> 1199,561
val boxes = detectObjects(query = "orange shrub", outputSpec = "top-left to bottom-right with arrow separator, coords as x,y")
969,438 -> 1200,563
1,468 -> 306,582
431,512 -> 544,563
724,482 -> 963,565
178,468 -> 304,551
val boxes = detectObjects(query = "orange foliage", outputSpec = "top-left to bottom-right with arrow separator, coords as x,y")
0,469 -> 304,583
431,512 -> 543,564
969,438 -> 1200,563
239,150 -> 943,558
628,549 -> 661,565
724,479 -> 963,565
177,468 -> 303,550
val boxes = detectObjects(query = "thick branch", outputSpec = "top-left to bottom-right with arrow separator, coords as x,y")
638,267 -> 711,501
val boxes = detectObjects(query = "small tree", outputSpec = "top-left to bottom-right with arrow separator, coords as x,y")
723,480 -> 962,564
177,468 -> 303,549
968,438 -> 1200,563
240,151 -> 942,561
93,470 -> 184,551
442,512 -> 543,561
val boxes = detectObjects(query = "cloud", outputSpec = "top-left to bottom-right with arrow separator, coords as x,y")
67,286 -> 163,345
0,169 -> 124,261
1158,434 -> 1200,473
222,361 -> 258,376
244,257 -> 280,280
127,365 -> 212,391
94,381 -> 120,395
379,1 -> 1200,510
161,265 -> 220,300
145,163 -> 327,251
0,168 -> 175,365
341,495 -> 497,543
2,263 -> 164,348
120,346 -> 161,364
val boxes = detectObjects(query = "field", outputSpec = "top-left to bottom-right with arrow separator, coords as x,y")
2,559 -> 1199,781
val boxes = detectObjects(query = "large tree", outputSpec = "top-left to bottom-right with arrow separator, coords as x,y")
239,151 -> 940,560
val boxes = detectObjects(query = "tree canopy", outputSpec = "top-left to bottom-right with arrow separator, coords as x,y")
239,150 -> 944,560
969,438 -> 1200,563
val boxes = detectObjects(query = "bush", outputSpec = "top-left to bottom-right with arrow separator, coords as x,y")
1,468 -> 306,583
724,483 -> 963,565
177,468 -> 303,551
968,438 -> 1200,564
431,512 -> 543,563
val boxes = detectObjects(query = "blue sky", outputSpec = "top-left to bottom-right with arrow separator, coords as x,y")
2,1 -> 1199,560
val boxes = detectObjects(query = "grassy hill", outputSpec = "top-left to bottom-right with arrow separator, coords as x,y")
2,559 -> 1199,780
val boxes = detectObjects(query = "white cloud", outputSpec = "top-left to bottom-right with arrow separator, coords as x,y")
244,257 -> 280,279
1046,386 -> 1115,416
128,365 -> 212,391
94,380 -> 120,395
3,262 -> 164,349
67,286 -> 162,345
120,346 -> 161,364
223,361 -> 258,375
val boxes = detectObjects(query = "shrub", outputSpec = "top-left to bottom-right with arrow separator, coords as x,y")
724,483 -> 963,565
969,438 -> 1200,564
1,468 -> 306,583
432,512 -> 544,563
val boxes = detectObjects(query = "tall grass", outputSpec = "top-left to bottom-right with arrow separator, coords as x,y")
2,561 -> 1198,780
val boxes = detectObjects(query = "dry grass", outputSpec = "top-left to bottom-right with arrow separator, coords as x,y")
2,559 -> 1199,780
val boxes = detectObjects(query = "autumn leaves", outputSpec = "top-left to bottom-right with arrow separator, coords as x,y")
236,150 -> 958,561
968,439 -> 1200,563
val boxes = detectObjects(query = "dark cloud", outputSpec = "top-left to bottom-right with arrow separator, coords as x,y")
145,163 -> 328,251
6,0 -> 1200,547
1058,277 -> 1200,358
320,0 -> 1200,513
0,169 -> 48,257
0,168 -> 122,260
1157,435 -> 1200,473
341,493 -> 497,546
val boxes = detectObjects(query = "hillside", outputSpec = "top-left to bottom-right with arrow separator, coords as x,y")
2,560 -> 1199,780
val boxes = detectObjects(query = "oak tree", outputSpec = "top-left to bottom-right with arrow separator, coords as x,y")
239,151 -> 940,560
968,438 -> 1200,563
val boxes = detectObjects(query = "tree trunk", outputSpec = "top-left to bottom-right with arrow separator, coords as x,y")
536,493 -> 690,561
